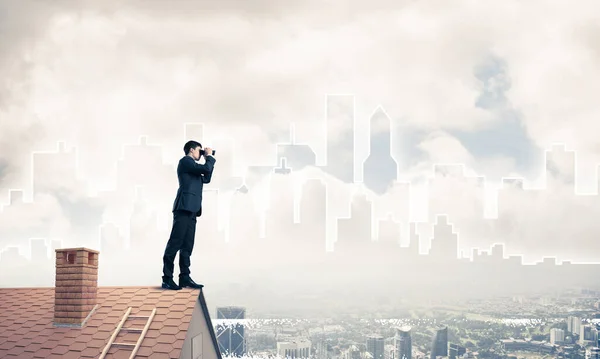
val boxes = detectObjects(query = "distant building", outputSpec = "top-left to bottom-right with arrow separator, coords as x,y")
562,345 -> 586,359
216,306 -> 246,357
580,325 -> 599,346
430,326 -> 448,359
384,344 -> 395,359
394,326 -> 412,359
551,328 -> 565,344
500,339 -> 556,354
449,343 -> 465,359
344,345 -> 362,359
316,340 -> 329,359
539,342 -> 555,354
568,316 -> 582,335
367,335 -> 385,359
277,339 -> 312,358
500,339 -> 532,351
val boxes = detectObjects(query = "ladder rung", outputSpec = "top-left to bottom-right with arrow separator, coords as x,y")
113,342 -> 136,348
128,315 -> 150,319
122,327 -> 144,333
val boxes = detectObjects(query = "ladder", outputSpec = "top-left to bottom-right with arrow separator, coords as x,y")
99,306 -> 157,359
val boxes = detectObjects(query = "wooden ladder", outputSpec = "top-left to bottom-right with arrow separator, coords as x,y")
99,307 -> 157,359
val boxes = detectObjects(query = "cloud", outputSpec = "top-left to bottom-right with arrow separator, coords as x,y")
1,0 -> 600,271
2,0 -> 598,157
495,182 -> 600,262
417,131 -> 474,166
0,0 -> 499,178
0,193 -> 72,247
495,2 -> 600,155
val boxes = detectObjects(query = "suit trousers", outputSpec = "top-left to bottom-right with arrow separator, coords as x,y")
162,210 -> 197,280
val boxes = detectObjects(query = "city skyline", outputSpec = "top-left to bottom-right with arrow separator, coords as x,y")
2,0 -> 600,282
0,107 -> 599,266
2,107 -> 600,298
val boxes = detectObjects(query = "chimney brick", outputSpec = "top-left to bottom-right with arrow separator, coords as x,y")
54,247 -> 99,326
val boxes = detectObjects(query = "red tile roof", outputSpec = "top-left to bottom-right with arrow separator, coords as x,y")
0,286 -> 223,359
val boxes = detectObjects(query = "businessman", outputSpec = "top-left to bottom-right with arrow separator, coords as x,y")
162,140 -> 216,290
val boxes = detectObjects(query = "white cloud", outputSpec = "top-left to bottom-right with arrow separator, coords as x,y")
495,183 -> 600,262
417,131 -> 474,165
1,0 -> 600,271
0,193 -> 71,241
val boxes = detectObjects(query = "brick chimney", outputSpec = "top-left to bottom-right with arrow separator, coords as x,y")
54,247 -> 99,326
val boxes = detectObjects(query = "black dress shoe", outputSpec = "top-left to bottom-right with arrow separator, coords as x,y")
162,278 -> 182,290
179,277 -> 204,289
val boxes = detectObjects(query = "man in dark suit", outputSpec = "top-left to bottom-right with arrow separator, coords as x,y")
162,140 -> 216,290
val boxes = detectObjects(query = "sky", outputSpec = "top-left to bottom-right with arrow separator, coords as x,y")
2,0 -> 600,273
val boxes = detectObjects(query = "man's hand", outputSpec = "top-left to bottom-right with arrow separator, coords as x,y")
203,147 -> 213,157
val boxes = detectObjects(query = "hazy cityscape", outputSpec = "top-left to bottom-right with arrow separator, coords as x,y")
2,1 -> 600,357
213,295 -> 600,359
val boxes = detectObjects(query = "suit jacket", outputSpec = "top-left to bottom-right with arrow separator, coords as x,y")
171,155 -> 216,217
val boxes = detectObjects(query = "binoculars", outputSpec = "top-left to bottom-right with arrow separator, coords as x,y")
200,149 -> 216,156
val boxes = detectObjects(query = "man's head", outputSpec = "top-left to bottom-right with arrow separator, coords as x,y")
184,140 -> 202,161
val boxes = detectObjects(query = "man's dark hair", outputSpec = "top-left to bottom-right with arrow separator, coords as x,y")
183,140 -> 202,154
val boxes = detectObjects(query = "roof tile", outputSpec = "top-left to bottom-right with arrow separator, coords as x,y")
172,339 -> 184,350
32,348 -> 52,357
23,343 -> 43,353
145,329 -> 161,339
148,352 -> 172,359
163,318 -> 182,327
15,338 -> 32,347
154,343 -> 174,353
156,335 -> 176,344
0,342 -> 14,350
56,337 -> 76,346
74,334 -> 94,343
136,346 -> 154,357
171,304 -> 187,312
7,333 -> 22,342
40,339 -> 60,349
149,321 -> 163,330
6,345 -> 26,356
46,354 -> 66,359
50,345 -> 70,355
162,326 -> 179,335
141,338 -> 159,348
169,347 -> 181,358
69,342 -> 86,351
61,352 -> 83,359
170,311 -> 186,320
22,332 -> 38,340
37,328 -> 56,338
79,347 -> 100,358
86,339 -> 108,349
112,303 -> 128,311
117,331 -> 141,343
97,323 -> 114,332
107,348 -> 135,359
29,336 -> 46,345
175,330 -> 187,340
91,330 -> 108,340
0,287 -> 219,359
